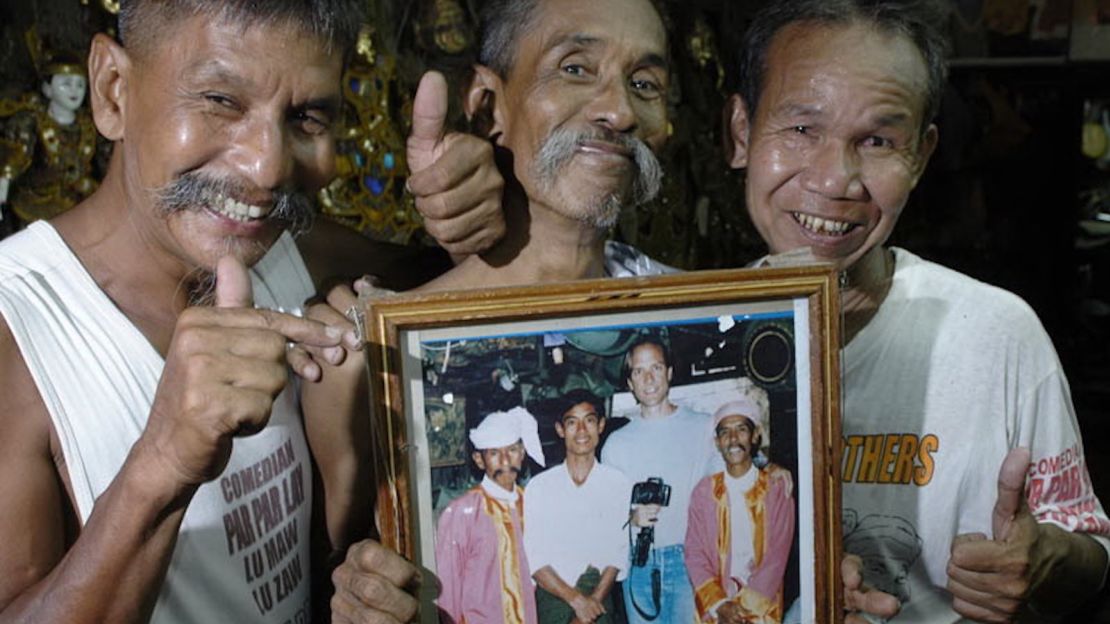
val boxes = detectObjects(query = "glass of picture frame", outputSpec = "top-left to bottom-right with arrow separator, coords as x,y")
362,265 -> 843,624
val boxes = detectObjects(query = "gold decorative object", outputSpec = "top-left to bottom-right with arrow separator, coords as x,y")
1,30 -> 101,223
415,0 -> 473,55
317,25 -> 421,242
687,15 -> 724,91
78,0 -> 121,15
0,93 -> 99,223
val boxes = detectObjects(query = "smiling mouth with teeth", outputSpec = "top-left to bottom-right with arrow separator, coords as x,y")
792,212 -> 856,236
210,193 -> 271,223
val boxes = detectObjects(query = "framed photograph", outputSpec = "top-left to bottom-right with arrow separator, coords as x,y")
364,266 -> 843,624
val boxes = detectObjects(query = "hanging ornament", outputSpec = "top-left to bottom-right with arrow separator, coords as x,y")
317,24 -> 422,242
78,0 -> 120,15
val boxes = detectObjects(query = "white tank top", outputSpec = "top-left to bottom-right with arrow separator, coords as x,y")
0,222 -> 315,624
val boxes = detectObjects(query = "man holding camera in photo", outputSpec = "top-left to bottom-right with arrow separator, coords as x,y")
601,334 -> 720,623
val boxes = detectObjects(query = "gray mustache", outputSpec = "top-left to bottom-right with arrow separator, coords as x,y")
533,127 -> 663,206
154,172 -> 314,237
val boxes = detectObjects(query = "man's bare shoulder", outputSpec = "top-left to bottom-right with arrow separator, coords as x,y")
0,315 -> 59,471
0,314 -> 73,609
297,218 -> 453,292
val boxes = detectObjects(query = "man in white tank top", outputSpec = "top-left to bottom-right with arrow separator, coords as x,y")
0,2 -> 505,622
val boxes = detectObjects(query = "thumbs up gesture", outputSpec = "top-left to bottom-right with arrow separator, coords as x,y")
946,447 -> 1043,622
406,71 -> 505,256
139,256 -> 345,492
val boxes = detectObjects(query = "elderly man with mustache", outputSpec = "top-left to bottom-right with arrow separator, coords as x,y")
0,1 -> 507,622
435,407 -> 547,624
685,381 -> 796,624
414,0 -> 674,292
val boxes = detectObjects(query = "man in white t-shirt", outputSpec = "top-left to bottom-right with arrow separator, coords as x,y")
525,389 -> 631,624
723,0 -> 1110,621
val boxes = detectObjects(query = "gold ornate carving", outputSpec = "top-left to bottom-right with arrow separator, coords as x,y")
317,25 -> 421,242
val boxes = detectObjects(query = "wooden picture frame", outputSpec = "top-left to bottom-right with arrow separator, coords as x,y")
363,266 -> 843,624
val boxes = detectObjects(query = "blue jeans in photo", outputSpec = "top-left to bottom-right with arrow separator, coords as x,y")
622,543 -> 696,623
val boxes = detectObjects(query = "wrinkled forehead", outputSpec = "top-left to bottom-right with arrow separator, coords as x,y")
133,14 -> 343,89
128,8 -> 340,63
519,0 -> 668,67
716,414 -> 754,432
762,20 -> 930,122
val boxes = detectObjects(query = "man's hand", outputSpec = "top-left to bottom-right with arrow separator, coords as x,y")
947,447 -> 1044,622
292,282 -> 364,378
295,275 -> 397,378
843,554 -> 900,624
140,256 -> 343,489
631,504 -> 661,528
330,540 -> 420,624
568,592 -> 606,623
717,600 -> 752,624
406,71 -> 505,257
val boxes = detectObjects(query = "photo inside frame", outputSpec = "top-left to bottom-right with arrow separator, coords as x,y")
397,298 -> 820,623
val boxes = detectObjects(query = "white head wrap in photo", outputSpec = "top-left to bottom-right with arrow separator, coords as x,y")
469,406 -> 546,467
710,377 -> 771,448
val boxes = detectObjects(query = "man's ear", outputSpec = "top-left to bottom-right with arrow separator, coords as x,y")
88,33 -> 131,141
472,451 -> 486,471
554,421 -> 566,439
912,123 -> 940,183
464,64 -> 504,140
723,93 -> 753,170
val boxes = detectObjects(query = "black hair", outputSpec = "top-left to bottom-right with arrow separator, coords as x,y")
733,0 -> 950,132
557,388 -> 607,422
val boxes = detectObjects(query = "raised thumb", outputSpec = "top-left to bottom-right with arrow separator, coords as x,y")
215,255 -> 254,309
407,71 -> 448,172
992,446 -> 1031,540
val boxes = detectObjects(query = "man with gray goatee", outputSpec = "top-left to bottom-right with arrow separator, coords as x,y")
415,0 -> 674,292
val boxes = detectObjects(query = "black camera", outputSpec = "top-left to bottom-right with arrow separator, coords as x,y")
630,477 -> 670,567
631,476 -> 671,507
